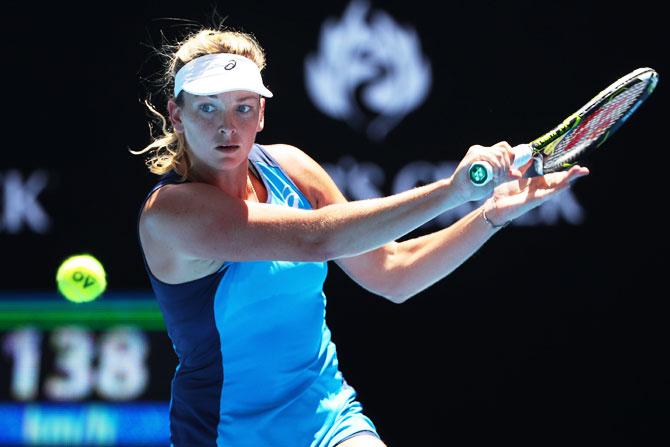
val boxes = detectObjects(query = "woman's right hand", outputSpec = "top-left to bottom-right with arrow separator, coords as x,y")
449,141 -> 525,203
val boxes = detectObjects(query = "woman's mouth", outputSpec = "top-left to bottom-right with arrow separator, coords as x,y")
215,145 -> 240,152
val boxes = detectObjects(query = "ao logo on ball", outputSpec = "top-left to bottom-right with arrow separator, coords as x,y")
56,254 -> 107,303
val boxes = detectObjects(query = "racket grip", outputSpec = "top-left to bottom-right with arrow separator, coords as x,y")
468,144 -> 533,186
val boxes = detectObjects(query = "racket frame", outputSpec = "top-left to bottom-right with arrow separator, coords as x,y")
528,67 -> 658,174
468,67 -> 658,184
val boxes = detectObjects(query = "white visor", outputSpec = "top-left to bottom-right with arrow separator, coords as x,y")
174,53 -> 273,98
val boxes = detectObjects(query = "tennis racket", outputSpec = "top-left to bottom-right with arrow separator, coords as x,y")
469,67 -> 659,186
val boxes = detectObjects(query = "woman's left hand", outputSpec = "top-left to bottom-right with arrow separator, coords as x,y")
482,163 -> 590,226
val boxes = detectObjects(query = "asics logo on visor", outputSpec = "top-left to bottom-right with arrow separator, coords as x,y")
173,53 -> 273,98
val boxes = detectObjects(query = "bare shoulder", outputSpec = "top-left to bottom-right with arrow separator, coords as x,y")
139,182 -> 222,239
263,143 -> 346,208
263,143 -> 321,178
140,182 -> 219,221
139,183 -> 227,284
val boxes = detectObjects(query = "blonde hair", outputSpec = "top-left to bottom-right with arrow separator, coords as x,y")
131,28 -> 267,180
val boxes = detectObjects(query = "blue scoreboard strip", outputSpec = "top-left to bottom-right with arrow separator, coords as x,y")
0,402 -> 170,445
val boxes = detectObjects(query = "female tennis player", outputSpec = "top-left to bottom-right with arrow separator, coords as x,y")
134,27 -> 588,447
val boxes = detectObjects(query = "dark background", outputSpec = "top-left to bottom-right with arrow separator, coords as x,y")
2,0 -> 668,444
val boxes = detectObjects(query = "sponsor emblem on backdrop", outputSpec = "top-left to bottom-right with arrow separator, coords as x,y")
305,0 -> 432,141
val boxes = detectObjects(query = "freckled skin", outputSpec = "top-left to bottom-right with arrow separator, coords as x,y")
168,91 -> 266,177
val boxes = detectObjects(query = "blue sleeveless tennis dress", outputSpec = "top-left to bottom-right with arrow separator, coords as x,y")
138,144 -> 378,446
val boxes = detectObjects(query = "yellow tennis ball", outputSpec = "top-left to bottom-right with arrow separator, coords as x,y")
56,254 -> 107,303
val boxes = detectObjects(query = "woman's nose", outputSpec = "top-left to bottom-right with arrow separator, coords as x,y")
218,121 -> 236,135
218,112 -> 237,134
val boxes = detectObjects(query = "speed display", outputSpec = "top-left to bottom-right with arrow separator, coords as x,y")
0,292 -> 173,446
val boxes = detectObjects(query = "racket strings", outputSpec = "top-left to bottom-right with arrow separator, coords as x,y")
545,80 -> 648,170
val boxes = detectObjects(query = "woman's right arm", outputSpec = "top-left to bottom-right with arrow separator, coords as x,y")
141,143 -> 518,263
142,178 -> 450,263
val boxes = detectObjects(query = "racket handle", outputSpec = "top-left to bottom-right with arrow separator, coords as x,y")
468,144 -> 533,186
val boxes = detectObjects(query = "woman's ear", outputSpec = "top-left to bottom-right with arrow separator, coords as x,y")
168,99 -> 184,133
257,97 -> 266,132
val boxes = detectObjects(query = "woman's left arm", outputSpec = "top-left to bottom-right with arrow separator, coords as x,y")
268,144 -> 588,304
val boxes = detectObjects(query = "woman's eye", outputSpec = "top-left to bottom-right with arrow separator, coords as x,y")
238,105 -> 252,113
199,104 -> 216,113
